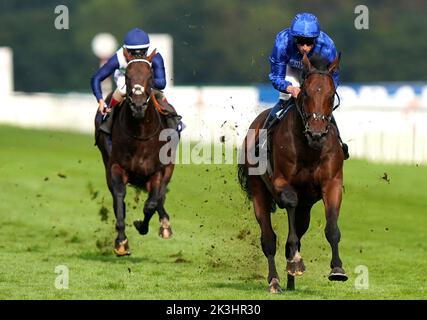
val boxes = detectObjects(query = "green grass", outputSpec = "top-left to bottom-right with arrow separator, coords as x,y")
0,125 -> 426,300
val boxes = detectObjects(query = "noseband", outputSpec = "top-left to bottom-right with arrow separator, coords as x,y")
296,70 -> 341,135
126,59 -> 153,106
127,58 -> 152,67
119,59 -> 161,140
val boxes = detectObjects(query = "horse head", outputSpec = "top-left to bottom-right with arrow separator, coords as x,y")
297,53 -> 340,150
125,50 -> 157,119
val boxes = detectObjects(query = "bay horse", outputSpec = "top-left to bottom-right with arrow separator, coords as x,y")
238,53 -> 347,292
94,51 -> 177,256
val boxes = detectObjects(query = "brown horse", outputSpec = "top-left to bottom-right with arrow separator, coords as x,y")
94,51 -> 177,256
238,53 -> 347,292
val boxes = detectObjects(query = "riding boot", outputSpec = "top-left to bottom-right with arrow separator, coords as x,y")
166,114 -> 184,132
99,107 -> 115,135
264,101 -> 282,131
153,89 -> 184,132
259,99 -> 291,151
331,115 -> 349,160
99,96 -> 121,135
264,98 -> 295,131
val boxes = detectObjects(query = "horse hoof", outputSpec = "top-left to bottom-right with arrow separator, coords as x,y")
134,220 -> 149,235
286,259 -> 306,276
114,239 -> 131,257
159,226 -> 173,239
268,278 -> 282,294
328,267 -> 348,281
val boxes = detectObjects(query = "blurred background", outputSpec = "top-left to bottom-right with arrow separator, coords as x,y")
2,1 -> 427,300
1,0 -> 427,163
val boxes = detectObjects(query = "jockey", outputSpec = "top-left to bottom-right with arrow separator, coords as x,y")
91,28 -> 182,133
265,12 -> 349,159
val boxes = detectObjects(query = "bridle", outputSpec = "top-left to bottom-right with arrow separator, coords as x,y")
296,70 -> 341,136
125,59 -> 153,107
119,59 -> 162,140
117,92 -> 162,141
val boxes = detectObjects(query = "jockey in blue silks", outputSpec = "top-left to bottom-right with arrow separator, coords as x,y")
266,12 -> 349,159
91,28 -> 182,133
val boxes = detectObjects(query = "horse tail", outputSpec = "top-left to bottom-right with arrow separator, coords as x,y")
237,163 -> 277,213
237,163 -> 252,200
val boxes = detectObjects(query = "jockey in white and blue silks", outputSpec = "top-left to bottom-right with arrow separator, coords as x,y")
91,28 -> 166,114
91,28 -> 184,133
266,12 -> 348,159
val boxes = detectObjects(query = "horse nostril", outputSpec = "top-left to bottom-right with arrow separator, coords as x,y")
311,132 -> 322,141
136,103 -> 147,110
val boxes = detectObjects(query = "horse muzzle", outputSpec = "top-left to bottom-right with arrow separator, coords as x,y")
305,128 -> 328,150
130,103 -> 148,119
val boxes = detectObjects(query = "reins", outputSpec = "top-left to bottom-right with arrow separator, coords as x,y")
118,58 -> 163,141
117,94 -> 162,141
296,70 -> 341,134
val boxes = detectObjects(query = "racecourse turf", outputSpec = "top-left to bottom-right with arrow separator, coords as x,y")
0,125 -> 426,300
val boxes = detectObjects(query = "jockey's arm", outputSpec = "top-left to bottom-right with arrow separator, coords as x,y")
268,32 -> 294,95
269,56 -> 299,98
90,55 -> 120,102
269,57 -> 293,94
151,53 -> 166,90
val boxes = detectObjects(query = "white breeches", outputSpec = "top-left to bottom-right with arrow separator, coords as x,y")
114,72 -> 127,96
279,66 -> 301,101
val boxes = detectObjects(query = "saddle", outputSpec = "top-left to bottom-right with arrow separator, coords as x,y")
98,92 -> 182,137
259,99 -> 295,177
151,91 -> 183,133
151,91 -> 178,117
98,100 -> 123,135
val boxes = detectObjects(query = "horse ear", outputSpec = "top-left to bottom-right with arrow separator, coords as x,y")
147,49 -> 157,62
328,52 -> 341,74
302,53 -> 312,72
123,48 -> 131,61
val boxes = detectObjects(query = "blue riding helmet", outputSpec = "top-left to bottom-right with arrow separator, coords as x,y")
123,28 -> 150,49
290,12 -> 320,38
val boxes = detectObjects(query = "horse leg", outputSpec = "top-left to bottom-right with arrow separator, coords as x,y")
250,176 -> 281,293
110,164 -> 130,256
157,164 -> 174,239
281,185 -> 306,279
133,171 -> 162,235
272,178 -> 303,280
95,111 -> 112,158
287,204 -> 312,290
323,179 -> 348,281
156,196 -> 172,239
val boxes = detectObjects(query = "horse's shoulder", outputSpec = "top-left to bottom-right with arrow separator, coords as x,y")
249,109 -> 270,130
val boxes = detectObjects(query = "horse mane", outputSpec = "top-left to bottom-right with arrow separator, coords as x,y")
309,53 -> 330,71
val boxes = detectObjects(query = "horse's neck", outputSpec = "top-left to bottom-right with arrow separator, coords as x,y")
123,101 -> 161,136
275,108 -> 315,157
279,108 -> 338,158
279,108 -> 305,142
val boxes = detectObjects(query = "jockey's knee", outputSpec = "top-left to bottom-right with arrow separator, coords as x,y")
267,101 -> 281,118
113,88 -> 125,101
